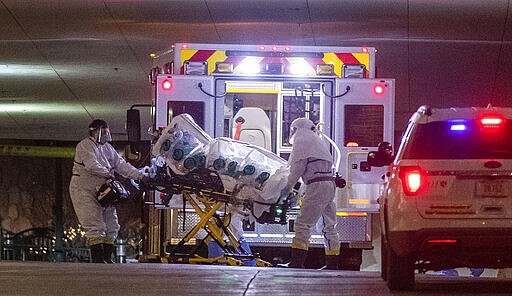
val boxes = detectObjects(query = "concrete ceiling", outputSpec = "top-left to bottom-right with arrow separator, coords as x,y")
1,0 -> 512,142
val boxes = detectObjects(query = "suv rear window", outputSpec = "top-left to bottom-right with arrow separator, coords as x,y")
403,119 -> 512,159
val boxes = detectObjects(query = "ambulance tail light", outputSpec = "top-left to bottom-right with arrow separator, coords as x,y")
374,84 -> 385,95
162,79 -> 173,90
398,166 -> 423,196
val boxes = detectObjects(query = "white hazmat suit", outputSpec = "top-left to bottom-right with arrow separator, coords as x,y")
69,120 -> 143,263
284,118 -> 340,269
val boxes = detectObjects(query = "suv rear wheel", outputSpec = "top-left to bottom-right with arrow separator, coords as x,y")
386,245 -> 415,290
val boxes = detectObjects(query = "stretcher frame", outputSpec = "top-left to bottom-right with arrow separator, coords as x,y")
155,173 -> 272,267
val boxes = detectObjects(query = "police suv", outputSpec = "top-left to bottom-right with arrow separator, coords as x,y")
372,105 -> 512,290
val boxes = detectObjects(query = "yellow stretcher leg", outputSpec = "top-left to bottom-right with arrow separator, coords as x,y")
176,254 -> 243,266
164,190 -> 270,266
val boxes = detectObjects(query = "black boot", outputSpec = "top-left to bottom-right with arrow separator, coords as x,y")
324,254 -> 339,270
277,248 -> 307,268
289,248 -> 307,268
102,243 -> 115,264
90,244 -> 106,263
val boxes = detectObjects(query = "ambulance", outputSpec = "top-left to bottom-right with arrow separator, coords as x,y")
133,43 -> 394,269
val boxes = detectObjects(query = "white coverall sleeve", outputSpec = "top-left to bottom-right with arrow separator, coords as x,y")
77,140 -> 112,178
107,145 -> 142,180
286,158 -> 307,190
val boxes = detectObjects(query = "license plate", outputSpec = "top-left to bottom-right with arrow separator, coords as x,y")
476,181 -> 508,197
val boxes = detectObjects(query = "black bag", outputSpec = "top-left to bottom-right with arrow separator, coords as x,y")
97,179 -> 130,207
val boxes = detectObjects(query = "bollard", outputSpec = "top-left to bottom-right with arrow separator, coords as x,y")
116,239 -> 127,263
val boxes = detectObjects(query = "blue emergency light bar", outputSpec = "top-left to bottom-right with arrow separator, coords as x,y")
450,124 -> 467,131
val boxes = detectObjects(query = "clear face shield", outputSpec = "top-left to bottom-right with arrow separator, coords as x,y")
288,127 -> 297,145
97,127 -> 112,145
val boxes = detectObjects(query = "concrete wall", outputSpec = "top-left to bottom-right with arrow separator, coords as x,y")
0,156 -> 144,249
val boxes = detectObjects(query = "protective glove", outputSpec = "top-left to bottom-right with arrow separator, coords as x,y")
138,174 -> 152,190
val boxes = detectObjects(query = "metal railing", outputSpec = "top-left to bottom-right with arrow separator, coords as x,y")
1,227 -> 90,262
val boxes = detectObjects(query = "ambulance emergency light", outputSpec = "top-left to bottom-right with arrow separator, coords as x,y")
289,62 -> 312,75
184,60 -> 207,75
342,64 -> 366,78
215,62 -> 234,73
316,64 -> 334,76
238,62 -> 261,74
480,116 -> 503,128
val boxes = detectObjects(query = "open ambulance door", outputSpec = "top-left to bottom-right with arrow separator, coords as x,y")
332,78 -> 395,213
155,75 -> 218,136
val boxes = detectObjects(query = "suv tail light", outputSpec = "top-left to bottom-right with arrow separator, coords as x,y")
398,166 -> 423,195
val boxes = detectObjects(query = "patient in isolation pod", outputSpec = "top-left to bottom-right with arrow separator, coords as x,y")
149,113 -> 293,265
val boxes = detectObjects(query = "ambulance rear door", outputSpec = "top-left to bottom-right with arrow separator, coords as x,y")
332,78 -> 395,213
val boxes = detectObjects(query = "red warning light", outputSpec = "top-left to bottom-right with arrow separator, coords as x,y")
284,46 -> 292,52
362,47 -> 369,53
272,46 -> 278,52
258,45 -> 266,51
374,85 -> 384,95
480,116 -> 503,129
162,79 -> 173,90
170,44 -> 176,49
181,43 -> 189,49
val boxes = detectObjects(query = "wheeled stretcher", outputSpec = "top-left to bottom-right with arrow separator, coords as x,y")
142,114 -> 294,265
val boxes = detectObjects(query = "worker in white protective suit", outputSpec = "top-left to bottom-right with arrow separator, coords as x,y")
69,119 -> 148,263
280,118 -> 340,269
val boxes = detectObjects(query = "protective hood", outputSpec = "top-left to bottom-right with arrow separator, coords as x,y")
288,118 -> 332,165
